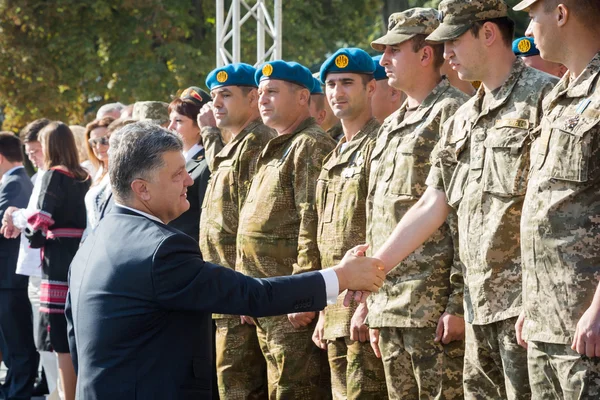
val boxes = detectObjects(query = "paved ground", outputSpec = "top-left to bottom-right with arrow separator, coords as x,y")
1,362 -> 46,399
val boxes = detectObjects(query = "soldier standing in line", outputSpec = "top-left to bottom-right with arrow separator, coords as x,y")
356,7 -> 468,399
236,60 -> 336,399
370,55 -> 406,124
513,0 -> 600,397
354,1 -> 558,398
197,63 -> 276,400
310,48 -> 388,400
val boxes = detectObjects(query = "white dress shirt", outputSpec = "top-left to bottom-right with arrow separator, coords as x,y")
114,203 -> 339,305
183,143 -> 204,162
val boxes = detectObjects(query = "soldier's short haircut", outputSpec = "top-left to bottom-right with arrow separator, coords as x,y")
20,118 -> 51,143
543,0 -> 600,28
411,35 -> 445,70
311,94 -> 325,112
240,86 -> 256,96
469,17 -> 515,48
0,132 -> 24,162
109,121 -> 183,202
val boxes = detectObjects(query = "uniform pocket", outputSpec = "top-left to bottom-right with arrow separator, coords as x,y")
389,141 -> 417,196
482,128 -> 531,196
545,117 -> 598,183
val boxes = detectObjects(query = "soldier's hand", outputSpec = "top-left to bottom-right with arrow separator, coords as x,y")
434,312 -> 465,344
350,302 -> 370,342
572,303 -> 600,358
515,311 -> 528,349
334,244 -> 385,294
311,312 -> 327,350
287,312 -> 316,329
240,315 -> 256,325
370,328 -> 381,358
197,103 -> 217,129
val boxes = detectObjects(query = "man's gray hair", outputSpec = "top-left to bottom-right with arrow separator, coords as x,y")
97,102 -> 125,119
109,121 -> 183,201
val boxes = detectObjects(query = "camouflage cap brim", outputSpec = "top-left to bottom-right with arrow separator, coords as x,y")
426,23 -> 471,43
371,32 -> 417,51
513,0 -> 538,11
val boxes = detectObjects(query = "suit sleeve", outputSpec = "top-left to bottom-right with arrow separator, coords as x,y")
151,233 -> 328,316
65,287 -> 78,374
0,180 -> 20,226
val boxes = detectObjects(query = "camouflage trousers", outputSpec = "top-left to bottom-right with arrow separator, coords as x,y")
215,317 -> 267,400
327,336 -> 388,400
528,341 -> 600,400
464,317 -> 531,399
378,326 -> 464,400
255,314 -> 331,399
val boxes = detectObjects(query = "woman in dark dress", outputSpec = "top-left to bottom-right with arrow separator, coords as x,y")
166,87 -> 211,241
25,122 -> 90,400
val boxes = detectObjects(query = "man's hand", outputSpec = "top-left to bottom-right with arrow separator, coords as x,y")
197,103 -> 217,129
240,315 -> 256,325
572,303 -> 600,358
344,290 -> 370,307
370,328 -> 381,358
434,312 -> 465,344
334,244 -> 385,295
311,312 -> 327,350
515,311 -> 527,349
350,302 -> 370,342
288,311 -> 316,329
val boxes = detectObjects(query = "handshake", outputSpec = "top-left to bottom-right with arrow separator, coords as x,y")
332,244 -> 385,302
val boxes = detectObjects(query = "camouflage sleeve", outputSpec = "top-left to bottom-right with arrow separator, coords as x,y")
445,209 -> 464,317
235,134 -> 265,210
201,126 -> 225,171
291,138 -> 334,275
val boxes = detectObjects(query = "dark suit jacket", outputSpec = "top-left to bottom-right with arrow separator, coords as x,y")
168,149 -> 210,241
0,167 -> 33,289
66,206 -> 327,400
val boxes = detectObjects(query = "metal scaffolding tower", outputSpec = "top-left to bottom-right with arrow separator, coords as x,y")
215,0 -> 282,67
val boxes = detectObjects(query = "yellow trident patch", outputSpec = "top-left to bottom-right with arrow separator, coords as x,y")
216,71 -> 228,83
335,55 -> 349,69
517,38 -> 532,54
262,64 -> 273,77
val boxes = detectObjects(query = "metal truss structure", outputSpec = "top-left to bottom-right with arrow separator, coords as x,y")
215,0 -> 282,67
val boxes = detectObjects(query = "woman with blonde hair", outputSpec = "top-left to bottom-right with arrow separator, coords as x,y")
23,122 -> 90,400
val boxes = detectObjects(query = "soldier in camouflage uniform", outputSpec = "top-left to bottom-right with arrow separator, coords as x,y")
236,60 -> 336,399
362,8 -> 468,399
370,55 -> 405,124
197,63 -> 276,400
361,1 -> 557,398
310,48 -> 387,400
513,0 -> 600,398
311,73 -> 343,142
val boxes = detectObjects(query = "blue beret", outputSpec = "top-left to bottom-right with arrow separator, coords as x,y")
254,60 -> 314,91
512,37 -> 540,57
205,63 -> 257,90
319,48 -> 376,83
311,77 -> 324,95
372,55 -> 387,81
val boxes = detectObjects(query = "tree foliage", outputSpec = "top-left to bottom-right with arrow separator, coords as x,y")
0,0 -> 381,131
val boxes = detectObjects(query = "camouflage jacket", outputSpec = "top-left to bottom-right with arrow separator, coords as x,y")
366,78 -> 468,329
521,52 -> 600,344
236,117 -> 336,278
316,118 -> 379,340
427,59 -> 557,325
327,123 -> 345,143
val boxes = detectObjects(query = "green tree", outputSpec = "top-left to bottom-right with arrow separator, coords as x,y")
0,0 -> 382,131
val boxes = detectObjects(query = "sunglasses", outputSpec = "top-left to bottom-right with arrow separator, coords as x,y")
88,136 -> 110,147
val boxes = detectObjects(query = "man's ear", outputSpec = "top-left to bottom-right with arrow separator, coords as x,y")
298,88 -> 310,106
131,179 -> 151,201
248,88 -> 259,108
556,4 -> 569,28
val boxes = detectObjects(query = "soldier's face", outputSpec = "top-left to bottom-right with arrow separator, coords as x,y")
379,41 -> 423,91
325,73 -> 373,120
258,80 -> 308,132
211,86 -> 255,130
525,2 -> 562,64
443,30 -> 486,82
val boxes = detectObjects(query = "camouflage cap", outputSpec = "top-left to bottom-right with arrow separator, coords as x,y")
513,0 -> 539,11
427,0 -> 508,43
132,101 -> 169,126
371,8 -> 440,51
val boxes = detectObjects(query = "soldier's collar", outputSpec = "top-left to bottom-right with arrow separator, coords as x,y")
565,52 -> 600,99
392,78 -> 452,128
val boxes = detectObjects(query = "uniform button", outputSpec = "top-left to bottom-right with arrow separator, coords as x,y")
474,133 -> 485,142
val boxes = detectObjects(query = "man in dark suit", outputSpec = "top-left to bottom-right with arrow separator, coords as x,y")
0,132 -> 39,400
66,122 -> 385,400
